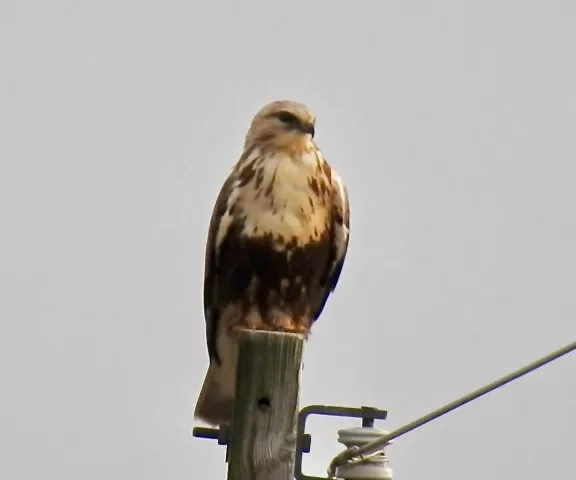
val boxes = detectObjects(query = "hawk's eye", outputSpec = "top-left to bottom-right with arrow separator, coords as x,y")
275,111 -> 300,127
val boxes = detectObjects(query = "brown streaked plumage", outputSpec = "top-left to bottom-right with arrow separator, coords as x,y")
194,100 -> 350,426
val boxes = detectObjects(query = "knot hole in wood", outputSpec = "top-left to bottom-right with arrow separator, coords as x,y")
257,396 -> 271,412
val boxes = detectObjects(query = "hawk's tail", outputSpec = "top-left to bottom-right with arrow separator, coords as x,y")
194,363 -> 235,427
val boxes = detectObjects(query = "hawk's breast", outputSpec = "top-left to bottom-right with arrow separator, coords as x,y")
237,150 -> 331,247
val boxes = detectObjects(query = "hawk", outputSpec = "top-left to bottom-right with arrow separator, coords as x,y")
194,100 -> 350,426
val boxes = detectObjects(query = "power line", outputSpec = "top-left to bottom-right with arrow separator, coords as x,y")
327,340 -> 576,478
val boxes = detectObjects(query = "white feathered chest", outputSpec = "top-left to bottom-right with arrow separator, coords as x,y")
234,149 -> 333,247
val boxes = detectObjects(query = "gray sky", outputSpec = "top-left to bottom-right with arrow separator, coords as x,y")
1,1 -> 575,479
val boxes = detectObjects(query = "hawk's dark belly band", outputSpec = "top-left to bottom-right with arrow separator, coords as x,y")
218,231 -> 332,320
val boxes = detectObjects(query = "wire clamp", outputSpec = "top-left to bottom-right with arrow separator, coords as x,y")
295,405 -> 389,480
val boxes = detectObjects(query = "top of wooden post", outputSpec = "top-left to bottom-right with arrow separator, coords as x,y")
226,330 -> 305,480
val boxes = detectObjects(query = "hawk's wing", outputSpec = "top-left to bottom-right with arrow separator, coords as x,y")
310,173 -> 350,321
202,171 -> 237,365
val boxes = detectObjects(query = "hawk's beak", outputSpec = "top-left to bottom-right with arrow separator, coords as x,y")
301,123 -> 315,137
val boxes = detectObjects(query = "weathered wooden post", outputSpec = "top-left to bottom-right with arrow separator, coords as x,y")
226,330 -> 304,480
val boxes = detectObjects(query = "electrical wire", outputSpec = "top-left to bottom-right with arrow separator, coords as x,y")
327,340 -> 576,478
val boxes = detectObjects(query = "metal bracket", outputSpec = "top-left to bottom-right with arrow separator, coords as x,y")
192,424 -> 232,461
294,405 -> 387,480
192,423 -> 311,463
192,404 -> 387,479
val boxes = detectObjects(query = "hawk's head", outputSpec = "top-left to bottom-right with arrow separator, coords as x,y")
244,100 -> 316,151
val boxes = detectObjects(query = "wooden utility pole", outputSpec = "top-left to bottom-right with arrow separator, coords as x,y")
226,330 -> 304,480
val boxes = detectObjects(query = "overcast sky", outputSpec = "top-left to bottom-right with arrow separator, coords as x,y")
1,1 -> 575,479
